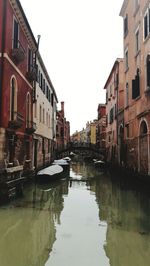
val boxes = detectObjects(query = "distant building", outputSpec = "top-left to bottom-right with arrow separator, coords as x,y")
56,102 -> 70,151
104,58 -> 123,163
90,120 -> 98,145
97,104 -> 106,150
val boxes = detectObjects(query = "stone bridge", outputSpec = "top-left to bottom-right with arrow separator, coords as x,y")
55,142 -> 105,159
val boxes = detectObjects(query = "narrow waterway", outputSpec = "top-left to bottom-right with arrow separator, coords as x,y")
0,161 -> 150,266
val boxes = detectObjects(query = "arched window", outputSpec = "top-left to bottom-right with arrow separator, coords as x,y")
26,93 -> 31,127
140,120 -> 148,135
10,76 -> 17,120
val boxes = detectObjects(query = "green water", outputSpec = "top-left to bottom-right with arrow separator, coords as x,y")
0,161 -> 150,266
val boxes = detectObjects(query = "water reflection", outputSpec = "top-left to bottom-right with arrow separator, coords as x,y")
0,161 -> 150,266
0,179 -> 69,266
91,172 -> 150,266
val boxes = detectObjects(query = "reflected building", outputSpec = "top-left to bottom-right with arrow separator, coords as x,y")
91,173 -> 150,266
0,179 -> 69,266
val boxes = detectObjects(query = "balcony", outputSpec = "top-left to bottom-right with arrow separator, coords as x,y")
12,40 -> 25,64
8,112 -> 24,129
26,65 -> 37,82
26,121 -> 37,134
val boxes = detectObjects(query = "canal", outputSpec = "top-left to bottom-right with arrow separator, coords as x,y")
0,160 -> 150,266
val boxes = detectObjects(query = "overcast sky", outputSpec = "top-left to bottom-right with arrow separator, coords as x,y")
20,0 -> 123,134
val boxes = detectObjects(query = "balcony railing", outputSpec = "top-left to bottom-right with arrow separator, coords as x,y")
26,65 -> 37,82
12,40 -> 26,64
26,120 -> 37,134
8,112 -> 24,129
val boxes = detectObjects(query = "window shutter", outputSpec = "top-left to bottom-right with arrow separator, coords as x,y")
144,14 -> 148,39
135,73 -> 140,98
13,20 -> 19,48
147,55 -> 150,87
132,79 -> 136,99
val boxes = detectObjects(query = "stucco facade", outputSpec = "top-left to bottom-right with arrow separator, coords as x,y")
120,0 -> 150,174
33,54 -> 58,169
104,59 -> 123,163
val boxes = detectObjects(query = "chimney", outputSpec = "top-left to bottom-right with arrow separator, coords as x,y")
61,101 -> 64,116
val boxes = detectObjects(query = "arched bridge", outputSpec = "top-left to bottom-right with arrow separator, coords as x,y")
55,142 -> 106,157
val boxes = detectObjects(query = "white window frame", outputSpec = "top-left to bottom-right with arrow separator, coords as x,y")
135,25 -> 140,54
125,82 -> 129,107
143,5 -> 150,40
125,47 -> 129,71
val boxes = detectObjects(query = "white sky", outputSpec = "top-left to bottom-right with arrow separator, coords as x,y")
20,0 -> 123,134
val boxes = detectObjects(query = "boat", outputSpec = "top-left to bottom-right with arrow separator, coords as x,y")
94,160 -> 106,170
62,156 -> 71,163
37,164 -> 64,182
52,159 -> 70,173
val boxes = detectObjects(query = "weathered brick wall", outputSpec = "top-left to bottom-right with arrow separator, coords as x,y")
126,137 -> 138,171
0,128 -> 6,168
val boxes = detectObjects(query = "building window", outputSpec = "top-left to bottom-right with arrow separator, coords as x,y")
146,54 -> 150,88
13,18 -> 19,49
40,73 -> 43,89
38,70 -> 41,84
39,105 -> 42,122
124,14 -> 128,37
43,108 -> 45,124
132,68 -> 140,99
46,112 -> 48,126
144,6 -> 150,40
43,79 -> 45,94
135,27 -> 140,54
10,77 -> 17,120
140,120 -> 148,135
126,124 -> 129,138
28,48 -> 33,72
34,101 -> 37,118
125,48 -> 129,71
48,114 -> 50,128
109,107 -> 114,124
125,82 -> 129,107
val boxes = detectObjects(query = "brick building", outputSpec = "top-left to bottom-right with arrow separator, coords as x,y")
120,0 -> 150,174
0,0 -> 38,180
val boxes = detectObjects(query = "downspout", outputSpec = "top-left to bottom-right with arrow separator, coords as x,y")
116,69 -> 119,164
0,0 -> 7,127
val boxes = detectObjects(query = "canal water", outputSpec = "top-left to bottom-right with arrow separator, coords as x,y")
0,161 -> 150,266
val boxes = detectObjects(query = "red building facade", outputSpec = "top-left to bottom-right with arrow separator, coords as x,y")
0,0 -> 37,182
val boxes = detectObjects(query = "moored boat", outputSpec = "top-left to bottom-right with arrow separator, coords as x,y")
52,159 -> 70,173
37,164 -> 64,182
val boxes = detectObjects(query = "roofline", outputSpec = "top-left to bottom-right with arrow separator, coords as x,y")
15,0 -> 37,48
37,52 -> 58,103
103,58 -> 123,89
119,0 -> 128,17
13,0 -> 58,102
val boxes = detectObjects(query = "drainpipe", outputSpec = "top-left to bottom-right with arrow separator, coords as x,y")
116,68 -> 119,164
0,0 -> 7,127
